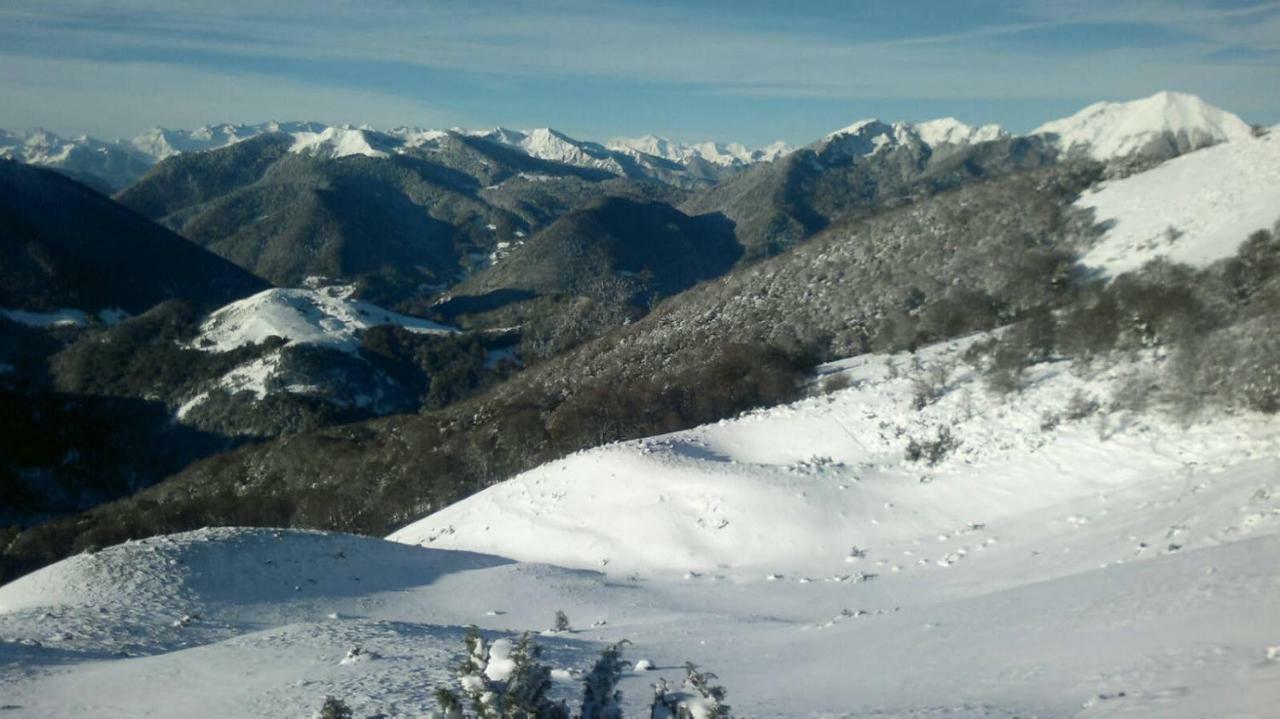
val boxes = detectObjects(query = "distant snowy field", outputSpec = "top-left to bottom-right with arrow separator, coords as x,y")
3,335 -> 1278,718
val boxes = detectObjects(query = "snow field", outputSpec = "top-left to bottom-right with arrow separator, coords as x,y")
3,335 -> 1277,717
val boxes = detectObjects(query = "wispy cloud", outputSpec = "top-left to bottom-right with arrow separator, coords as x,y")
1,0 -> 1275,142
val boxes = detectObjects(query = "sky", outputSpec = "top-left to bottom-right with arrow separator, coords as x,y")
2,0 -> 1278,147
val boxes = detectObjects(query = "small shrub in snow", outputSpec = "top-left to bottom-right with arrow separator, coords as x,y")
650,663 -> 733,719
821,373 -> 851,394
910,362 -> 951,410
314,696 -> 353,719
553,610 -> 572,633
905,426 -> 959,466
1064,390 -> 1100,421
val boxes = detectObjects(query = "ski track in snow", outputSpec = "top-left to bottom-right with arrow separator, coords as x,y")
3,336 -> 1279,718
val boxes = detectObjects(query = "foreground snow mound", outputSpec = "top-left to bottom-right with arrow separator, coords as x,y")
1077,126 -> 1280,276
1034,90 -> 1254,162
0,527 -> 504,612
0,528 -> 507,654
392,337 -> 1280,579
192,285 -> 455,354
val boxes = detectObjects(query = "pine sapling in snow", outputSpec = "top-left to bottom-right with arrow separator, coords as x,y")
580,640 -> 630,719
435,627 -> 569,719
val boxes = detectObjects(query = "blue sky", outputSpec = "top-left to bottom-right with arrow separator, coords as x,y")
2,0 -> 1278,146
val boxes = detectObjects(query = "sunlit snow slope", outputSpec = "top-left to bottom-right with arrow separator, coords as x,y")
1078,126 -> 1280,276
3,335 -> 1279,718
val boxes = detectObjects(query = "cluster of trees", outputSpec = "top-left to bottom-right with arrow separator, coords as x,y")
962,224 -> 1280,416
316,628 -> 732,719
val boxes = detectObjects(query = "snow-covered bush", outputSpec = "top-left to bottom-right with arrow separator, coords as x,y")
553,610 -> 572,633
314,696 -> 353,719
649,663 -> 733,719
905,426 -> 959,466
435,628 -> 570,719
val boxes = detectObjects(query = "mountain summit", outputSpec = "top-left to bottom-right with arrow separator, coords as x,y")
1033,90 -> 1254,161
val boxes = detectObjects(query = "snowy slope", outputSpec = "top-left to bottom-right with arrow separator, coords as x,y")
174,286 -> 456,419
1034,91 -> 1254,162
392,338 -> 1279,577
913,117 -> 1008,147
814,117 -> 1007,161
191,285 -> 454,354
3,335 -> 1278,718
287,126 -> 397,159
1078,126 -> 1280,276
606,135 -> 794,167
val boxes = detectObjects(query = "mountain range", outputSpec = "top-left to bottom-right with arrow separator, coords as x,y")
5,90 -> 1254,194
1,87 -> 1278,716
0,89 -> 1273,575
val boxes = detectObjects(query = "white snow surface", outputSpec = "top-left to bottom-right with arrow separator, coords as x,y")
191,286 -> 454,354
1078,126 -> 1280,276
1034,91 -> 1254,161
913,117 -> 1008,147
816,117 -> 1007,160
288,126 -> 393,159
2,335 -> 1279,717
606,134 -> 794,166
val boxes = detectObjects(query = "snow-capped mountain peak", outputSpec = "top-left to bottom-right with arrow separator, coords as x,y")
287,125 -> 394,159
606,135 -> 794,167
817,116 -> 1008,161
913,117 -> 1008,147
1033,90 -> 1254,161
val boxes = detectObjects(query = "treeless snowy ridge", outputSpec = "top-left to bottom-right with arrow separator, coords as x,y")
1078,127 -> 1280,276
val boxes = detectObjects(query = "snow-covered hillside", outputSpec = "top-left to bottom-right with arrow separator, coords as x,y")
191,285 -> 454,354
174,286 -> 455,420
1078,125 -> 1280,276
1034,91 -> 1254,162
4,334 -> 1277,717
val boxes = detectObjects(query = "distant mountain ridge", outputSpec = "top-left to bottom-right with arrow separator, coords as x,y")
1,91 -> 1254,191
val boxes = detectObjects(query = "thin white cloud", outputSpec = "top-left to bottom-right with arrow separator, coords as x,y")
0,0 -> 1275,137
0,55 -> 456,138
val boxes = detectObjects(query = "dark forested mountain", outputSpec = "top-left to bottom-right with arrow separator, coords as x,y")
0,161 -> 269,314
114,130 -> 701,309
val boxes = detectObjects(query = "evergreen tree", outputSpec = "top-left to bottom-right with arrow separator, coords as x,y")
580,641 -> 630,719
315,696 -> 353,719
